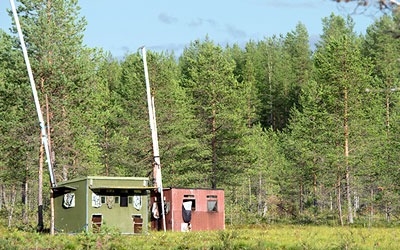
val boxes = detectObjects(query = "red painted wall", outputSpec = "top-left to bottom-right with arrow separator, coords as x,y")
151,188 -> 224,231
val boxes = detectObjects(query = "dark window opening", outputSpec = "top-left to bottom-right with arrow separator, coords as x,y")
184,194 -> 195,198
183,199 -> 196,210
132,215 -> 143,233
128,197 -> 133,204
91,214 -> 102,232
101,196 -> 106,204
120,195 -> 128,207
207,200 -> 218,212
207,195 -> 217,199
115,196 -> 119,204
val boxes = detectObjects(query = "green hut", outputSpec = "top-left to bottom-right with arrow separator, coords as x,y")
53,176 -> 152,234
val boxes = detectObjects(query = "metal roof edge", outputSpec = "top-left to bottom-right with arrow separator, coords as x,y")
57,177 -> 87,186
167,187 -> 224,191
57,176 -> 149,186
86,176 -> 149,181
90,186 -> 157,190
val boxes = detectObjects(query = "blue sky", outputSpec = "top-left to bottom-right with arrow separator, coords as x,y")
0,0 -> 381,58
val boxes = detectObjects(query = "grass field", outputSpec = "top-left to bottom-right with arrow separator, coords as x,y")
1,224 -> 400,249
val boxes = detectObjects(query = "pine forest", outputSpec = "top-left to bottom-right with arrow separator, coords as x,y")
2,0 -> 400,233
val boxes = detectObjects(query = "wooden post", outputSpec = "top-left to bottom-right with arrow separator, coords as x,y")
38,137 -> 44,232
50,189 -> 55,235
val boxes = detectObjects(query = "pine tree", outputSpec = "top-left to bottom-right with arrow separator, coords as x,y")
180,37 -> 247,189
286,80 -> 336,213
0,28 -> 37,227
12,0 -> 102,180
253,36 -> 284,130
282,22 -> 312,112
314,16 -> 373,224
9,0 -> 101,230
362,14 -> 400,221
116,51 -> 201,186
93,54 -> 123,176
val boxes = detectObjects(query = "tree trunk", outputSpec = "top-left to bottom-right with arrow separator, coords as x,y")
354,191 -> 359,219
386,201 -> 391,223
258,172 -> 262,215
299,180 -> 303,214
211,88 -> 217,189
38,136 -> 44,232
231,187 -> 235,225
313,171 -> 317,207
105,125 -> 109,176
267,60 -> 273,129
344,87 -> 353,224
7,185 -> 17,228
369,186 -> 374,228
22,157 -> 29,224
62,106 -> 68,181
337,165 -> 344,226
45,94 -> 55,167
45,95 -> 55,235
0,184 -> 2,210
248,176 -> 252,210
319,183 -> 324,213
235,188 -> 238,224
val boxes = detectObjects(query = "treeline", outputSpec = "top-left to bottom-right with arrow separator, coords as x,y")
1,0 -> 400,229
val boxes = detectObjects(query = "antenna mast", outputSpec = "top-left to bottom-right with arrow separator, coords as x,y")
139,46 -> 166,232
9,0 -> 56,188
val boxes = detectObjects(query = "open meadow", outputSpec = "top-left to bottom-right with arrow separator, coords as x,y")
1,224 -> 400,250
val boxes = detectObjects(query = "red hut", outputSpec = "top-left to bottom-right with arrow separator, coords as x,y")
151,188 -> 224,231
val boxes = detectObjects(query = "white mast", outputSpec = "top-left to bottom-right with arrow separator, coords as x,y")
139,46 -> 166,232
10,0 -> 56,188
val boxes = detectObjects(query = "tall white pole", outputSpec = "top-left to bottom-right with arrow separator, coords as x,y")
10,0 -> 56,188
140,46 -> 166,232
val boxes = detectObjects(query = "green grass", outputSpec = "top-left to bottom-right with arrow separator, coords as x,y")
1,224 -> 399,249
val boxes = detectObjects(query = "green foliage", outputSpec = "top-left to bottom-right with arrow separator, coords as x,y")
180,37 -> 248,188
2,2 -> 400,229
1,224 -> 400,249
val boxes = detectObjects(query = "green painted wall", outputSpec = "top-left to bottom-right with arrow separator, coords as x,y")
88,189 -> 148,233
54,179 -> 87,233
54,176 -> 150,234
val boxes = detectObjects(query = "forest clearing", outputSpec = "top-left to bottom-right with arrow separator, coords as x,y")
2,0 -> 400,248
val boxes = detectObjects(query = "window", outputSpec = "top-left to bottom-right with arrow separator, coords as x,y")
183,195 -> 196,210
120,195 -> 128,207
92,214 -> 102,232
101,196 -> 106,204
128,197 -> 133,204
207,200 -> 218,212
92,193 -> 101,208
63,193 -> 75,208
132,215 -> 143,234
115,196 -> 119,204
207,195 -> 218,212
